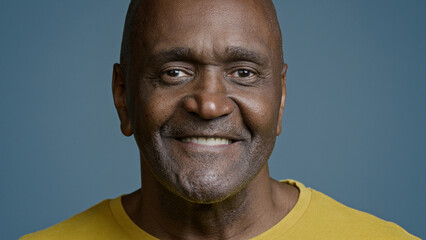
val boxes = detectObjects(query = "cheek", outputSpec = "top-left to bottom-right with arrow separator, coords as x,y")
232,88 -> 281,137
131,86 -> 182,137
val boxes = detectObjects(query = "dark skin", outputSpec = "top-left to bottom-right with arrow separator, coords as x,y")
112,0 -> 298,239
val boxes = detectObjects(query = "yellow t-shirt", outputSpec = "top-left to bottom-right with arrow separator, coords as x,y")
20,180 -> 420,240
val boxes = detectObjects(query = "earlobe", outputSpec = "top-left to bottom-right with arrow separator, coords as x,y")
276,64 -> 287,136
112,63 -> 133,137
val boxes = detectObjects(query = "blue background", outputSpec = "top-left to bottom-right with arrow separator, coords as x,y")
1,1 -> 425,239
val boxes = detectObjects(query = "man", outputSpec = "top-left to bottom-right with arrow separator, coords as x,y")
21,0 -> 419,239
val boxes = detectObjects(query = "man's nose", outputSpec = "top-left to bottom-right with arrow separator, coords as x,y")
182,71 -> 234,119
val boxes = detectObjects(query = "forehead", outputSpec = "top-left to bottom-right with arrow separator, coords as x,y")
135,0 -> 278,62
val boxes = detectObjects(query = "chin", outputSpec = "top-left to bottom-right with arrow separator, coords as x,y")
173,169 -> 249,204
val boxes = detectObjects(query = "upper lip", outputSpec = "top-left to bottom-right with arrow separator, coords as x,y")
160,117 -> 250,141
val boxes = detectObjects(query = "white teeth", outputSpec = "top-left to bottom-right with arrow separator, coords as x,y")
181,137 -> 232,146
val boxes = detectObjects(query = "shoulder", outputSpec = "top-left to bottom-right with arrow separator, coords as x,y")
20,198 -> 126,240
303,188 -> 419,240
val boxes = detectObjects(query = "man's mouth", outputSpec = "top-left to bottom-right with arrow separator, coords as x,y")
179,137 -> 232,146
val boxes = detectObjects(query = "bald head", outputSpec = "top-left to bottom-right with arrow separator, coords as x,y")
119,0 -> 283,75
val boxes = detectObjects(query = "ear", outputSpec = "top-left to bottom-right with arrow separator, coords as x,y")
276,64 -> 287,136
112,63 -> 133,136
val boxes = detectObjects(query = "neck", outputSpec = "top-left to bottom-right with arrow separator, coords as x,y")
123,165 -> 298,240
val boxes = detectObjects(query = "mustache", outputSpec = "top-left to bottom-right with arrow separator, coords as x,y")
160,116 -> 250,140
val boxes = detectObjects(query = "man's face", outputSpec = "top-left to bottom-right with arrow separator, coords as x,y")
121,0 -> 286,203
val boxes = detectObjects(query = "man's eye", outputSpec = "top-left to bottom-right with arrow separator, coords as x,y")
159,69 -> 192,84
229,69 -> 256,78
165,69 -> 189,78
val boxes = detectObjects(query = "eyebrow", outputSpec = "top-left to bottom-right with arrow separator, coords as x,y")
148,47 -> 193,65
147,46 -> 268,66
224,46 -> 269,66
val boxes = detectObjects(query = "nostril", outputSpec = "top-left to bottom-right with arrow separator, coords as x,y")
182,96 -> 198,113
